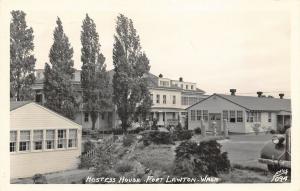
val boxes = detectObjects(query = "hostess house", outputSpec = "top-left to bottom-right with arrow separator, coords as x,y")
10,101 -> 82,179
186,89 -> 291,134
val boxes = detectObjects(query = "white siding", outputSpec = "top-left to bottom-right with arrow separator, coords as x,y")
10,103 -> 81,179
187,95 -> 247,133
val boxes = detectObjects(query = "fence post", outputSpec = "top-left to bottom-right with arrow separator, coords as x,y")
201,119 -> 206,137
223,119 -> 228,138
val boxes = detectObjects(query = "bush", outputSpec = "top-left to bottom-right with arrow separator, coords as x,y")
141,130 -> 174,146
123,134 -> 136,147
32,174 -> 47,184
83,140 -> 95,154
115,161 -> 134,174
172,130 -> 193,141
270,129 -> 276,134
175,122 -> 183,131
173,140 -> 230,177
194,127 -> 201,134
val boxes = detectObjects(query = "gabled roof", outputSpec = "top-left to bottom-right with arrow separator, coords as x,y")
187,94 -> 291,112
10,101 -> 31,111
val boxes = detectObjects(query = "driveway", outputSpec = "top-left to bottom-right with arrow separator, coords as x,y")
218,133 -> 274,169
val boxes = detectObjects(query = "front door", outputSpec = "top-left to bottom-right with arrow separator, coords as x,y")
209,113 -> 222,133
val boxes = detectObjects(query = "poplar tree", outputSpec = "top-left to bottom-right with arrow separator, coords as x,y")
112,14 -> 151,132
81,14 -> 111,130
10,10 -> 36,101
43,17 -> 78,119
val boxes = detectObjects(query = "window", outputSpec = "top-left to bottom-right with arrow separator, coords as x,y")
172,112 -> 176,119
268,112 -> 272,122
101,113 -> 105,120
257,112 -> 261,122
84,112 -> 89,122
191,110 -> 196,121
163,95 -> 166,104
191,85 -> 194,90
10,131 -> 17,152
237,111 -> 243,122
156,112 -> 160,121
247,111 -> 254,122
46,130 -> 55,149
68,129 -> 77,148
150,94 -> 153,103
196,110 -> 202,121
163,113 -> 165,121
156,95 -> 160,104
186,85 -> 188,90
172,95 -> 176,104
33,130 -> 43,150
203,110 -> 208,122
19,130 -> 30,151
223,110 -> 228,121
230,110 -> 236,123
57,130 -> 67,149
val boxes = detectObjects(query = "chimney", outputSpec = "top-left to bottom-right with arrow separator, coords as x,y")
230,89 -> 236,96
257,91 -> 263,98
179,77 -> 183,82
279,93 -> 284,99
159,74 -> 163,78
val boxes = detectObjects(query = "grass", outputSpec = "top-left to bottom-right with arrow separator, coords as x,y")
133,143 -> 175,174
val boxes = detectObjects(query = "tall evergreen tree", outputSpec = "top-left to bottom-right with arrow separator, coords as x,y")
10,10 -> 36,101
81,14 -> 111,130
112,14 -> 151,132
43,17 -> 78,119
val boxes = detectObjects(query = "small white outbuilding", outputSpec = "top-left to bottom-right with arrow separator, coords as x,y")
10,101 -> 82,179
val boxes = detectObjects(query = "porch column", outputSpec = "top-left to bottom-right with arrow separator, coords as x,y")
201,119 -> 206,137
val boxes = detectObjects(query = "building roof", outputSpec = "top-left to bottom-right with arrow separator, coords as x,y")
187,94 -> 291,112
10,101 -> 31,111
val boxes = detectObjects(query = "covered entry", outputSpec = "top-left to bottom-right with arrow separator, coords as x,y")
277,113 -> 291,133
209,113 -> 222,133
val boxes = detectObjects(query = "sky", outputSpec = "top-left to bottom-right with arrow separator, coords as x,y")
8,0 -> 291,98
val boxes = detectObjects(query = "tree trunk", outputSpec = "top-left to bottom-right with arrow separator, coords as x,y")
90,111 -> 98,130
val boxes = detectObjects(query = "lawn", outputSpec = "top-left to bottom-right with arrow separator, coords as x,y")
219,133 -> 274,169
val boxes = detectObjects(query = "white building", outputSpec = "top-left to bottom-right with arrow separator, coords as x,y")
186,90 -> 291,133
31,69 -> 207,130
147,74 -> 207,127
10,101 -> 82,179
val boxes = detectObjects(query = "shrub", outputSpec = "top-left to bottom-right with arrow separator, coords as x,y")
83,140 -> 95,154
172,130 -> 193,141
32,174 -> 47,184
194,127 -> 201,134
115,161 -> 134,174
175,122 -> 183,131
141,130 -> 174,146
123,134 -> 136,147
270,129 -> 276,134
173,140 -> 230,177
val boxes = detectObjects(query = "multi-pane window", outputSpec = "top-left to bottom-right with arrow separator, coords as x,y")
191,85 -> 194,90
237,111 -> 243,122
156,95 -> 160,104
57,130 -> 67,149
203,110 -> 208,122
19,130 -> 30,151
68,129 -> 77,148
268,112 -> 272,122
33,130 -> 43,150
191,110 -> 196,121
229,110 -> 236,123
172,95 -> 176,104
223,110 -> 228,121
196,110 -> 202,121
247,111 -> 261,122
46,130 -> 55,149
163,95 -> 166,104
10,131 -> 17,152
84,112 -> 89,122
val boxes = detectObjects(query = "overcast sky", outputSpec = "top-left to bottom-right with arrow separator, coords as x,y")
9,0 -> 291,98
